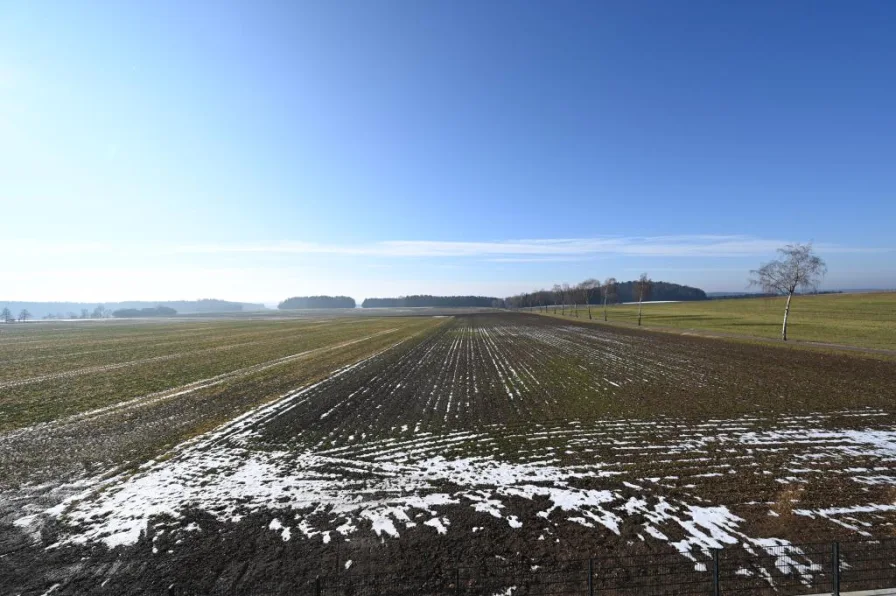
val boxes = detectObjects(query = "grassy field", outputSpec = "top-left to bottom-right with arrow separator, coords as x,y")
542,291 -> 896,350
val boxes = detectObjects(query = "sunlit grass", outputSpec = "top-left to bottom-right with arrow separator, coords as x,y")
537,292 -> 896,349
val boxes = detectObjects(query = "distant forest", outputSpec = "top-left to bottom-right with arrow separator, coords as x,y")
112,306 -> 178,318
362,295 -> 502,308
278,296 -> 356,309
0,299 -> 266,320
505,280 -> 707,309
615,281 -> 706,302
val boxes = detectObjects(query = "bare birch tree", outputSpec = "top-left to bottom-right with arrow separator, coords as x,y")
1,307 -> 12,323
601,277 -> 617,321
18,309 -> 31,322
635,273 -> 652,326
749,243 -> 826,341
580,279 -> 599,319
552,284 -> 563,315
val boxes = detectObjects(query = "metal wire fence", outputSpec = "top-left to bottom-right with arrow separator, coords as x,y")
163,539 -> 896,596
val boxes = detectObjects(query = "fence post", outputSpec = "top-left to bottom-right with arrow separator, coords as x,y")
712,549 -> 720,596
455,568 -> 460,595
315,575 -> 321,596
588,558 -> 594,596
832,541 -> 840,596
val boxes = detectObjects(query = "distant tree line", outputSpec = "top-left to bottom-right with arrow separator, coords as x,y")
362,295 -> 502,308
112,306 -> 178,318
278,296 -> 356,309
1,300 -> 264,320
504,279 -> 706,310
156,299 -> 262,313
38,305 -> 109,320
504,242 -> 829,342
2,307 -> 33,322
1,307 -> 29,323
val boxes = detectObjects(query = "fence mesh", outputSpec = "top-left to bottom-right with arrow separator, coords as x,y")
840,539 -> 896,593
157,538 -> 896,596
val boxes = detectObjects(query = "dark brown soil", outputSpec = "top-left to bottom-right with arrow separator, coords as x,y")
2,313 -> 894,596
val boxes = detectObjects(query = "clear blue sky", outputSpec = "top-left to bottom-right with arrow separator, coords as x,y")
1,0 -> 893,303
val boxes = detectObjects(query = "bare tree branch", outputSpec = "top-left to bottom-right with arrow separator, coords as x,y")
748,243 -> 826,340
601,277 -> 617,322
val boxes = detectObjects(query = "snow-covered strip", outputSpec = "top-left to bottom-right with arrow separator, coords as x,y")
52,442 -> 756,552
34,405 -> 896,579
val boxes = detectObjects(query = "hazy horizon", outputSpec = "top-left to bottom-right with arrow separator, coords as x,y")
4,274 -> 894,311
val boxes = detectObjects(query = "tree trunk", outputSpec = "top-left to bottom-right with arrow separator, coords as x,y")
782,291 -> 793,341
638,299 -> 643,326
588,304 -> 592,319
603,297 -> 608,321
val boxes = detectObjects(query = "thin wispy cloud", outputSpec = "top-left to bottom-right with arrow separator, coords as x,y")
170,235 -> 887,259
485,256 -> 595,264
4,235 -> 888,260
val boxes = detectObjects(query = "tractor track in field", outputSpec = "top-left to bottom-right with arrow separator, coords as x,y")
0,328 -> 400,441
0,320 -> 342,368
0,326 -> 394,391
0,325 -> 437,534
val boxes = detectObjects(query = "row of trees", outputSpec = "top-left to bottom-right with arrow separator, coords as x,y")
362,295 -> 502,308
1,307 -> 31,323
505,243 -> 827,341
7,304 -> 180,320
277,295 -> 506,309
505,275 -> 662,326
39,306 -> 110,320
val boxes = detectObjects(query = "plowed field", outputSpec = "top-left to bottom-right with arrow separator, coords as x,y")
2,313 -> 894,595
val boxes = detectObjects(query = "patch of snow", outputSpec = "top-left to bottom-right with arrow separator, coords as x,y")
424,517 -> 449,535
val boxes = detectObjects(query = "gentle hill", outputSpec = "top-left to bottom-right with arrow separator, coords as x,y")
362,295 -> 502,308
278,296 -> 356,309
